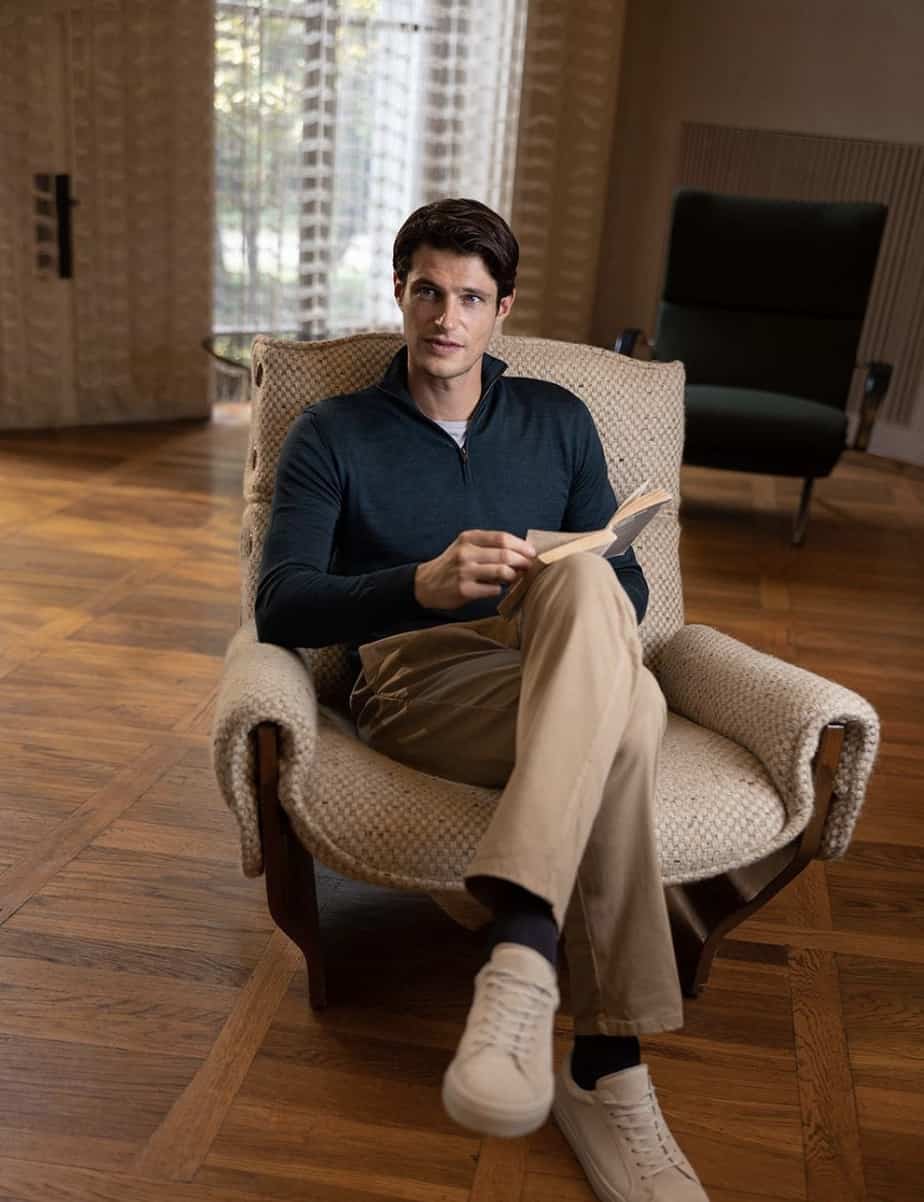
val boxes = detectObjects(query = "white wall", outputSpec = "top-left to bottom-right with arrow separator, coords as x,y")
867,375 -> 924,466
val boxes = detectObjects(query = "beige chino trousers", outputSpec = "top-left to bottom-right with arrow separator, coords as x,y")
350,553 -> 683,1036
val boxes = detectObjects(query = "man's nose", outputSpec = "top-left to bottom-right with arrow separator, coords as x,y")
435,299 -> 459,329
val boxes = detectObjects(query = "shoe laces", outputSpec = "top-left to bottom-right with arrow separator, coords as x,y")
605,1079 -> 686,1181
470,966 -> 554,1065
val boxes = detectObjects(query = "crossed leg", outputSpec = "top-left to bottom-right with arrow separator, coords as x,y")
350,553 -> 682,1034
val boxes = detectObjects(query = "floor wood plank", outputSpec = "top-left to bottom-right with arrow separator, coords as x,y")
789,948 -> 866,1202
0,744 -> 185,924
134,929 -> 301,1182
0,420 -> 920,1200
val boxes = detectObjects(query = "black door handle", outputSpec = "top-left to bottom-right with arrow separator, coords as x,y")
54,173 -> 77,279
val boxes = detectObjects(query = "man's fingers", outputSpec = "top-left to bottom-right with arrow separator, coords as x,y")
485,547 -> 535,568
460,580 -> 504,600
462,529 -> 537,558
444,533 -> 536,605
469,563 -> 522,585
462,548 -> 533,571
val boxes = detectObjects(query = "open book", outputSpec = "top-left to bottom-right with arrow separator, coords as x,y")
497,480 -> 671,619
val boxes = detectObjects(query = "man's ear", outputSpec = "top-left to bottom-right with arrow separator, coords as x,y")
497,288 -> 516,321
394,271 -> 405,306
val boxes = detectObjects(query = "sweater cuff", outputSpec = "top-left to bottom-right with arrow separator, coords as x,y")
380,561 -> 496,633
378,561 -> 430,620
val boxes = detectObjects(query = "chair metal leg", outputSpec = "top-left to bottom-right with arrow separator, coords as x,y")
257,723 -> 328,1009
667,722 -> 844,997
792,477 -> 814,546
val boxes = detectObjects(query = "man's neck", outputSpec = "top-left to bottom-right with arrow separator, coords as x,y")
407,356 -> 483,422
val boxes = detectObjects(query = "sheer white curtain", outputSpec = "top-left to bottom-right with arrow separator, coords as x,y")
215,0 -> 527,339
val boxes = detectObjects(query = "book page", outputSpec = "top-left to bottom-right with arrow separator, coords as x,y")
611,478 -> 651,521
526,528 -> 589,555
527,487 -> 670,558
612,485 -> 671,525
602,497 -> 671,557
536,528 -> 614,563
501,488 -> 671,618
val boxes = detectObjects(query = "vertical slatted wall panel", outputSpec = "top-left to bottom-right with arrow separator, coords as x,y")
676,123 -> 924,426
508,0 -> 628,343
0,4 -> 76,425
0,0 -> 212,429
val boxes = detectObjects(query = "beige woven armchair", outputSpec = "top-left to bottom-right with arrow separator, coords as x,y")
212,333 -> 880,1009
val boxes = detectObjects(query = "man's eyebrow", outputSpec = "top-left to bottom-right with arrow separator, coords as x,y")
412,277 -> 491,298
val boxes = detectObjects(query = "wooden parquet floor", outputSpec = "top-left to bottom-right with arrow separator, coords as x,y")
0,409 -> 921,1202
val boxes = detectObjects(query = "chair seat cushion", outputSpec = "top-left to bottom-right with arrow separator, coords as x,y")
684,384 -> 847,477
285,711 -> 788,895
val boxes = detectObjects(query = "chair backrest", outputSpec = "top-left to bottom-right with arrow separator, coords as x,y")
241,332 -> 686,710
655,189 -> 887,408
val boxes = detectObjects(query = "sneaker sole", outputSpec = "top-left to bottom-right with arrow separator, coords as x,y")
442,1066 -> 552,1139
552,1094 -> 627,1202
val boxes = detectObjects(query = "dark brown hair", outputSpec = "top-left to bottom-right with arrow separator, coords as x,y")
393,198 -> 519,304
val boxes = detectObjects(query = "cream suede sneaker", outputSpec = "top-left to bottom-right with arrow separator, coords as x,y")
553,1060 -> 709,1200
442,942 -> 559,1139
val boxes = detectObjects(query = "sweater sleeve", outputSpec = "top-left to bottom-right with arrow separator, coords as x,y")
560,404 -> 650,625
255,411 -> 427,648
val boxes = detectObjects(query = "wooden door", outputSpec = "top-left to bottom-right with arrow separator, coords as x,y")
0,0 -> 214,429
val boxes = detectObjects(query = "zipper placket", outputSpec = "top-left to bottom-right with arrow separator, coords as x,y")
458,375 -> 501,481
377,364 -> 503,483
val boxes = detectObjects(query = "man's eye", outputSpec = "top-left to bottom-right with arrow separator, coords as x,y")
463,294 -> 483,305
416,286 -> 437,299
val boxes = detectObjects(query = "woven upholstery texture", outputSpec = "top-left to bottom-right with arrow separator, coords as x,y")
657,624 -> 880,860
212,623 -> 318,878
215,622 -> 789,886
213,332 -> 880,897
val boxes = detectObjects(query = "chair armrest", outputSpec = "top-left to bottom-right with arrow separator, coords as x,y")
613,328 -> 654,358
211,620 -> 318,878
655,624 -> 880,859
852,361 -> 893,451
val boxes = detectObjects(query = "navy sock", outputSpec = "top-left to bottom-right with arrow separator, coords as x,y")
479,879 -> 559,968
570,1035 -> 641,1090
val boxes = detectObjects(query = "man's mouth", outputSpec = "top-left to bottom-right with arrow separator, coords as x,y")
427,337 -> 463,350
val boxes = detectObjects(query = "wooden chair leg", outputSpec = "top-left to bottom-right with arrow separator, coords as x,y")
667,722 -> 845,998
256,722 -> 328,1009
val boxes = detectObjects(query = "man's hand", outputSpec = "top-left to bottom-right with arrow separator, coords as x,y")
414,530 -> 537,611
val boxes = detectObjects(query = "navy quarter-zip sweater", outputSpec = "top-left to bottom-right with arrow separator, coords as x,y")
256,348 -> 648,659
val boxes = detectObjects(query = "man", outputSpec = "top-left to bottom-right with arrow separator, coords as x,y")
257,198 -> 708,1201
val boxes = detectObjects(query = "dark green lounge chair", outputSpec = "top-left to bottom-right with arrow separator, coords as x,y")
616,190 -> 892,543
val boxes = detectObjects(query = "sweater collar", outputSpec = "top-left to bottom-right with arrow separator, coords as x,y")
377,345 -> 508,422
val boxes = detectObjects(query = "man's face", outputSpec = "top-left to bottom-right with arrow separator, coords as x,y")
394,245 -> 514,386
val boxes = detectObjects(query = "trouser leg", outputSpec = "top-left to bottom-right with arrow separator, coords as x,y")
350,615 -> 519,788
562,667 -> 683,1036
464,554 -> 643,928
350,555 -> 682,1033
